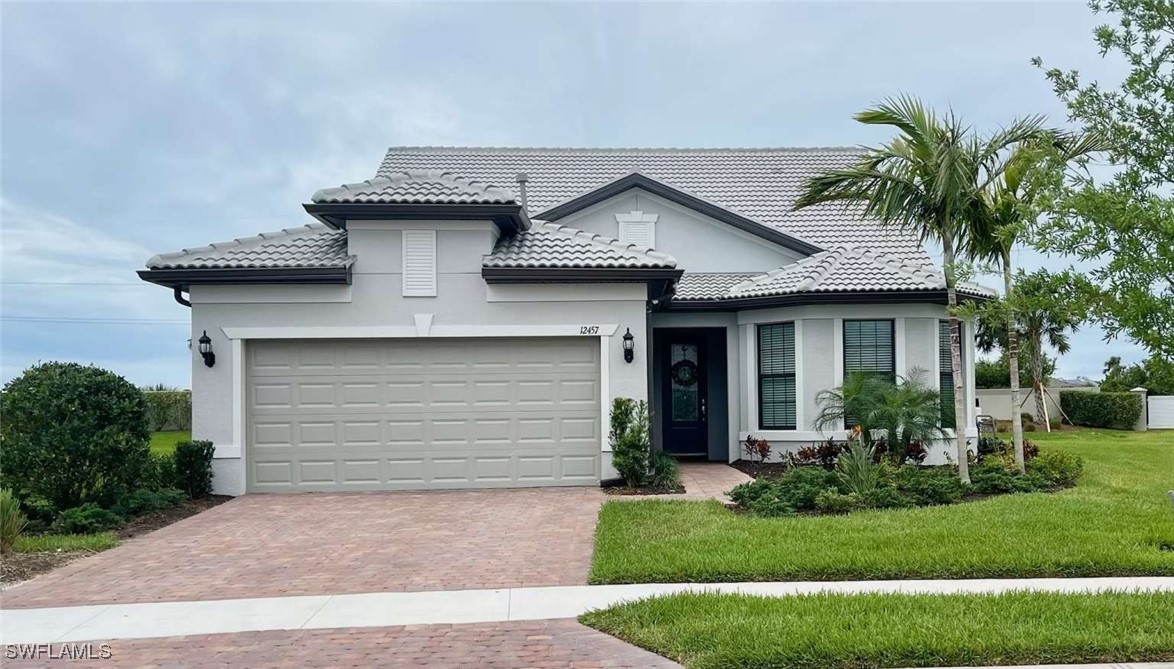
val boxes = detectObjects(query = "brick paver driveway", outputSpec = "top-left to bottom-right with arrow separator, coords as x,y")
3,620 -> 681,669
2,488 -> 603,609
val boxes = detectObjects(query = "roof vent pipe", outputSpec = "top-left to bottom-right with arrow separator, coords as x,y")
515,173 -> 529,210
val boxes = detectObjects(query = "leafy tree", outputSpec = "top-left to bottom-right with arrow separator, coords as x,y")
1101,355 -> 1174,394
976,351 -> 1056,390
1033,0 -> 1174,361
795,95 -> 1046,482
975,270 -> 1085,425
967,132 -> 1103,471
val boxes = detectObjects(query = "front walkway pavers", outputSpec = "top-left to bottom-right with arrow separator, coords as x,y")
1,487 -> 603,609
1,620 -> 683,669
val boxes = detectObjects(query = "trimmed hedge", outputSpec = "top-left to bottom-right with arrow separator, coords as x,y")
1060,391 -> 1142,430
144,390 -> 192,432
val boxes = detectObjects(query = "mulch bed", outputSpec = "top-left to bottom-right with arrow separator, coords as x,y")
730,459 -> 790,479
603,484 -> 685,496
0,495 -> 233,586
1,550 -> 96,584
117,494 -> 231,540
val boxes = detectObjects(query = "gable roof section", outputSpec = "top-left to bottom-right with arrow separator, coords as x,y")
482,223 -> 680,283
670,246 -> 993,308
138,224 -> 353,288
379,147 -> 928,260
534,172 -> 823,255
305,170 -> 529,233
311,170 -> 518,205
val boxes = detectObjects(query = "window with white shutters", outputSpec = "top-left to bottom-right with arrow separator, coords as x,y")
402,230 -> 437,297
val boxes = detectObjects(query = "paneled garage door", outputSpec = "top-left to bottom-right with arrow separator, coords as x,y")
246,338 -> 601,492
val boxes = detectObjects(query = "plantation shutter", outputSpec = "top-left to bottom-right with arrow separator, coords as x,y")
402,230 -> 437,297
758,323 -> 796,429
843,320 -> 895,427
939,320 -> 965,426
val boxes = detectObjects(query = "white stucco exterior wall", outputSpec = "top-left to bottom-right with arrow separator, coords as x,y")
189,220 -> 650,495
553,189 -> 806,272
732,303 -> 977,466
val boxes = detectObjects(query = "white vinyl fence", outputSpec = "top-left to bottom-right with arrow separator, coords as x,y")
1147,395 -> 1174,429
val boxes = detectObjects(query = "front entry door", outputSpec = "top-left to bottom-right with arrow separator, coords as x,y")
660,332 -> 708,456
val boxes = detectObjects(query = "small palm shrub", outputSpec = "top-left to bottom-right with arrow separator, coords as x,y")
0,488 -> 29,553
814,370 -> 946,463
174,440 -> 216,499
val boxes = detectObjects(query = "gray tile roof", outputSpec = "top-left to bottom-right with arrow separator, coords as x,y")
484,223 -> 677,269
146,224 -> 351,270
676,246 -> 994,301
312,170 -> 518,205
378,147 -> 927,259
674,273 -> 761,300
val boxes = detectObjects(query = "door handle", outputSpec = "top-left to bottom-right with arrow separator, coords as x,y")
701,398 -> 707,421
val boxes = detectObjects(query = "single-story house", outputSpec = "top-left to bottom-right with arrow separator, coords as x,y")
139,147 -> 991,495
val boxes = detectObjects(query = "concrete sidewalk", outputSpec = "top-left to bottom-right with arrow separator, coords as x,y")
3,576 -> 1170,645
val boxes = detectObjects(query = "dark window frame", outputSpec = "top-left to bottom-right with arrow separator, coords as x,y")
842,319 -> 896,427
758,322 -> 797,430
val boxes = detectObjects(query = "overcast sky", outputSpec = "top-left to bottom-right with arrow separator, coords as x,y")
0,1 -> 1142,388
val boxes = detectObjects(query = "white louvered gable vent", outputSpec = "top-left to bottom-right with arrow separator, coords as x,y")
402,230 -> 437,297
616,211 -> 658,248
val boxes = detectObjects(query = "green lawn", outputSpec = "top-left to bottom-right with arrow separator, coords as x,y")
14,532 -> 118,553
580,591 -> 1174,669
149,430 -> 190,455
591,429 -> 1174,582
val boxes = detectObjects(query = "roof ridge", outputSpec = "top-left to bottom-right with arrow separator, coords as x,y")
538,222 -> 678,267
385,145 -> 861,155
727,249 -> 833,296
313,169 -> 517,203
145,224 -> 335,268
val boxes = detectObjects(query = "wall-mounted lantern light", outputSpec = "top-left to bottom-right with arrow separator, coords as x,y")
622,328 -> 635,363
197,330 -> 216,368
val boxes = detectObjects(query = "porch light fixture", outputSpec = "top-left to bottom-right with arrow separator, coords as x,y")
622,328 -> 635,363
197,330 -> 216,368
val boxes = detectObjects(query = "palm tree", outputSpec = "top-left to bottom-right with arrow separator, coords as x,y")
975,270 -> 1083,429
814,370 -> 946,464
967,132 -> 1103,471
795,95 -> 1047,482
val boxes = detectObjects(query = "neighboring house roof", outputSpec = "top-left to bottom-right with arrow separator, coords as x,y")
672,246 -> 994,306
138,224 -> 353,288
378,146 -> 927,259
311,170 -> 518,205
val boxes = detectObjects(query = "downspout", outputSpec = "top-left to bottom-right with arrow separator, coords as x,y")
173,286 -> 192,308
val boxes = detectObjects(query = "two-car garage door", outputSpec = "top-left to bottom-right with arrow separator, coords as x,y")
246,338 -> 601,493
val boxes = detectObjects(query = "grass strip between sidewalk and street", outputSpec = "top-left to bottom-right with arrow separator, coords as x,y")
580,590 -> 1174,669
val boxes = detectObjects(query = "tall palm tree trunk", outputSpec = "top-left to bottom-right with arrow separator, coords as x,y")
1002,249 -> 1025,473
1031,341 -> 1048,430
943,235 -> 970,484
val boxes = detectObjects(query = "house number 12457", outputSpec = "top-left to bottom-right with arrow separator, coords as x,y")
579,326 -> 599,335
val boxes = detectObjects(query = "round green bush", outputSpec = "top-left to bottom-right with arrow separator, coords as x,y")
0,362 -> 151,511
